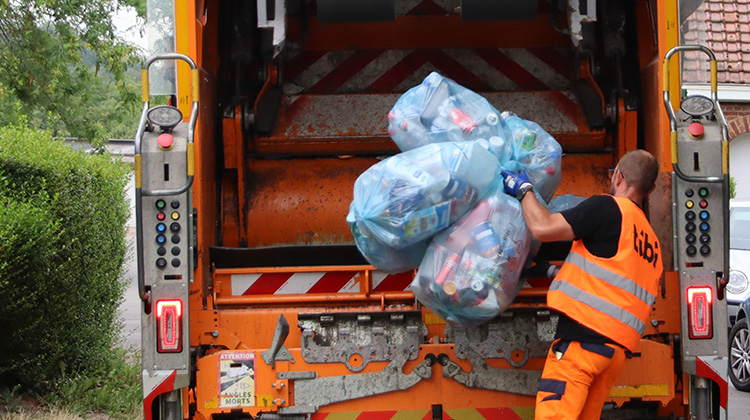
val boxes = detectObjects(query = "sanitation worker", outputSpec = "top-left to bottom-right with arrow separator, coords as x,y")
502,149 -> 663,420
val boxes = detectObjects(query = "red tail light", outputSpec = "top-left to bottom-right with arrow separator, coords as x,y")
156,300 -> 183,353
687,287 -> 713,339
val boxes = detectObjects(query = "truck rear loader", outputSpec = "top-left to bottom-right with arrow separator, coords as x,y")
135,1 -> 731,419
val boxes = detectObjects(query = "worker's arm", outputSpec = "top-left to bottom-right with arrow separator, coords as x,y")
518,192 -> 574,242
501,170 -> 575,242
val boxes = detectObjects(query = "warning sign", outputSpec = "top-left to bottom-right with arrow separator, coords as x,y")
218,352 -> 255,408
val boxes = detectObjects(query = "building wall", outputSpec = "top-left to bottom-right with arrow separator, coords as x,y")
725,103 -> 750,198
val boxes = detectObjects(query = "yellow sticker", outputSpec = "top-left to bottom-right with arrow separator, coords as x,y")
218,352 -> 255,408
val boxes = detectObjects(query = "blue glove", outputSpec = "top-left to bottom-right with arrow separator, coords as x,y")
502,170 -> 534,200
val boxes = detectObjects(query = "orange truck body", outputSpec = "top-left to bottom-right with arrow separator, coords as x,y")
137,1 -> 730,419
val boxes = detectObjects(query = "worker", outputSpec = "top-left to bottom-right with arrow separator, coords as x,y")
501,149 -> 663,420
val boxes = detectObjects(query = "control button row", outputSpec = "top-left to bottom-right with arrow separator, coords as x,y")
156,258 -> 182,268
154,199 -> 182,269
684,187 -> 712,258
684,188 -> 709,198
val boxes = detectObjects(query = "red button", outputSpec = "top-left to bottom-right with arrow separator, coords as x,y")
688,122 -> 704,138
157,133 -> 174,150
700,200 -> 708,208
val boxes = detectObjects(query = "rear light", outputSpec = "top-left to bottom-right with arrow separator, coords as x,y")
156,300 -> 183,353
687,287 -> 713,339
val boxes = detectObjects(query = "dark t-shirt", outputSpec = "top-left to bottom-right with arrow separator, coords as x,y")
553,195 -> 623,344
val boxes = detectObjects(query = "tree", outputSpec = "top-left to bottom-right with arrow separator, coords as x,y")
0,0 -> 146,143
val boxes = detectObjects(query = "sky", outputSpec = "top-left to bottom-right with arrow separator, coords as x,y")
113,6 -> 149,51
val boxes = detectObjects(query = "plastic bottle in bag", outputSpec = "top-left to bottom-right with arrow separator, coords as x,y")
446,141 -> 499,189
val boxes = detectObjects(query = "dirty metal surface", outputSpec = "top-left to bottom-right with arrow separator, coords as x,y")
298,311 -> 426,372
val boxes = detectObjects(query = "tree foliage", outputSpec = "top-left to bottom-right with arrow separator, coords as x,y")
0,0 -> 146,143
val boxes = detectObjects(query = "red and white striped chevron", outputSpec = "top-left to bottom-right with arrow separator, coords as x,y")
230,271 -> 415,295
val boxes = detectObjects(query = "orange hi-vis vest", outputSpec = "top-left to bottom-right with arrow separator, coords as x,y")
548,196 -> 663,352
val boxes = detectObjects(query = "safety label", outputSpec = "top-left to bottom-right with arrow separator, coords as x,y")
218,352 -> 255,408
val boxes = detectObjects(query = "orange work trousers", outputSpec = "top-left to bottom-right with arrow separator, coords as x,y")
534,339 -> 628,420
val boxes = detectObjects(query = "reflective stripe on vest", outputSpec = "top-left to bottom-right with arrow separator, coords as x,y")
560,252 -> 656,308
550,267 -> 647,335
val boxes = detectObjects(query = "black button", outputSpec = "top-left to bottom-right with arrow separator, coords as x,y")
687,245 -> 697,256
686,233 -> 696,244
156,258 -> 167,268
171,235 -> 181,244
170,222 -> 181,233
171,247 -> 181,256
700,245 -> 711,256
685,211 -> 696,221
171,200 -> 180,209
685,189 -> 694,197
700,233 -> 711,244
686,222 -> 696,232
157,246 -> 167,256
171,258 -> 181,267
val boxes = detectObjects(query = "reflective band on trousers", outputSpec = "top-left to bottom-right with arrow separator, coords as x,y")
564,252 -> 656,306
549,281 -> 646,335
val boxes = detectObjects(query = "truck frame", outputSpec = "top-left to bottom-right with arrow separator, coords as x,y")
135,1 -> 730,419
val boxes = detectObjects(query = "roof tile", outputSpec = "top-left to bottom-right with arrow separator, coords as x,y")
684,0 -> 750,86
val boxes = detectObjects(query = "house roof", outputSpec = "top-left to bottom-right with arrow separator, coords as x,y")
682,0 -> 750,84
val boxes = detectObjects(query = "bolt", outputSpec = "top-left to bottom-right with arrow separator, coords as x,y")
280,382 -> 286,388
272,383 -> 276,388
651,319 -> 658,327
211,330 -> 219,337
304,350 -> 310,357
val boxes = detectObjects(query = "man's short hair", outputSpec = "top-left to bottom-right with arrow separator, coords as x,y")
618,149 -> 659,195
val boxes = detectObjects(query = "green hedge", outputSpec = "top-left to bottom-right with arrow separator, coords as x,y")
0,124 -> 130,390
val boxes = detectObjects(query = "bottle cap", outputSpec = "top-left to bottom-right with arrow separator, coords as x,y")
443,281 -> 458,295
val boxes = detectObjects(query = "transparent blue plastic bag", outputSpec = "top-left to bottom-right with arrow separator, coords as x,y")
349,141 -> 499,250
547,194 -> 587,213
501,112 -> 563,203
411,184 -> 531,326
387,72 -> 512,162
347,206 -> 428,273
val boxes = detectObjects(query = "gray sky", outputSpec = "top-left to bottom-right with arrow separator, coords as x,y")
113,6 -> 148,51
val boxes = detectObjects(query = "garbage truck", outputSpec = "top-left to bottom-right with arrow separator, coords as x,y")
135,0 -> 731,419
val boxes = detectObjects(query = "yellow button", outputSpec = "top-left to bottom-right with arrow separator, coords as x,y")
686,200 -> 694,209
171,212 -> 180,220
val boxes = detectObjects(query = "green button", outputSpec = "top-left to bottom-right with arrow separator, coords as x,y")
155,199 -> 166,210
699,188 -> 709,198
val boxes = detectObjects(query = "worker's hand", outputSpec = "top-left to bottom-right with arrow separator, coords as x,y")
501,170 -> 533,200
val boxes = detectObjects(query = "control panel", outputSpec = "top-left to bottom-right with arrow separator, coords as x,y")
135,54 -> 198,391
664,46 -> 729,372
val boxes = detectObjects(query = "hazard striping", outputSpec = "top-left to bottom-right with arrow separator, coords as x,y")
372,271 -> 414,292
230,271 -> 415,295
284,47 -> 574,95
311,407 -> 532,420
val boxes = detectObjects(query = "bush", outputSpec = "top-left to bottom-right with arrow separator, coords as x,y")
0,124 -> 130,390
